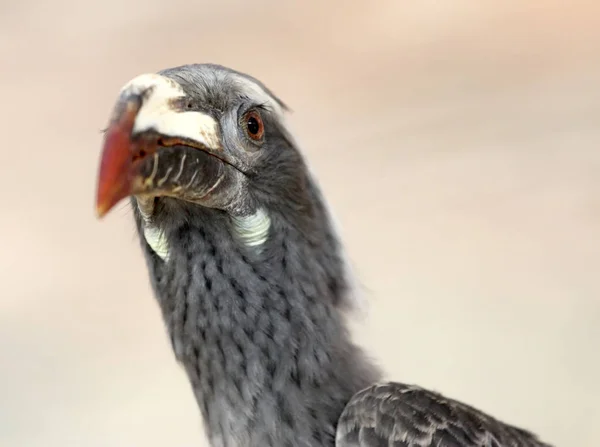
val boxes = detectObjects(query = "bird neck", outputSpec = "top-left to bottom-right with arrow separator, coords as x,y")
136,194 -> 380,446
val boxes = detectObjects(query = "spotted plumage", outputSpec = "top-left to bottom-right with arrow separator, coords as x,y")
96,64 -> 553,447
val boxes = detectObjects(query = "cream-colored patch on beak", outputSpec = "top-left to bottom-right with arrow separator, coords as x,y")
120,73 -> 221,150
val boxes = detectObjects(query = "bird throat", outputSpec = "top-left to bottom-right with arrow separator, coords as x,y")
135,195 -> 379,446
140,205 -> 272,261
229,208 -> 271,248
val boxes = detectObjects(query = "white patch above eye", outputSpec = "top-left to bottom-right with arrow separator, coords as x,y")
119,73 -> 222,150
231,74 -> 285,121
230,208 -> 271,248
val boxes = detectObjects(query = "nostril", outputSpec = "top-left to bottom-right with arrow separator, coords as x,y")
132,148 -> 148,162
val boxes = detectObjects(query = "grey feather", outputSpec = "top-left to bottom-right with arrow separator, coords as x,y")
336,382 -> 552,447
121,64 -> 553,447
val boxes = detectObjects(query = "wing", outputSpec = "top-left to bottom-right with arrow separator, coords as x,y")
336,382 -> 553,447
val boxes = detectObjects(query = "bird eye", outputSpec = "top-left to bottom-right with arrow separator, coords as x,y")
243,110 -> 264,141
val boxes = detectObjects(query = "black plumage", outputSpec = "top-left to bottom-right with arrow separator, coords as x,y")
96,64 -> 553,447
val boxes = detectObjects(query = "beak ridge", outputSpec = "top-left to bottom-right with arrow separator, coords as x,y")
95,95 -> 143,218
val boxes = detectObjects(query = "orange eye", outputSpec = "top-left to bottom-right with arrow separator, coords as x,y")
243,110 -> 264,141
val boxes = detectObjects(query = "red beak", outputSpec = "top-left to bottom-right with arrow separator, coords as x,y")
95,96 -> 143,218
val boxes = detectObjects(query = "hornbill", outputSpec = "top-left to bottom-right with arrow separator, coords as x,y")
95,64 -> 552,447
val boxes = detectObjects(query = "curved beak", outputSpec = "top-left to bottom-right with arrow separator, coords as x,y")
95,95 -> 143,217
95,74 -> 240,218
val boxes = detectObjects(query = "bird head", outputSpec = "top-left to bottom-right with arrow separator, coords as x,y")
95,64 -> 306,223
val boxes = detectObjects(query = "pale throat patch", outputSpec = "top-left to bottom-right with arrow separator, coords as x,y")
141,207 -> 272,261
143,224 -> 171,261
229,207 -> 271,248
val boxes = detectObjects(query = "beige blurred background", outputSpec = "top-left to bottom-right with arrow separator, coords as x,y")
1,1 -> 599,446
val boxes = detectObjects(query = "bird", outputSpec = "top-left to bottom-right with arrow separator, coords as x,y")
95,63 -> 553,447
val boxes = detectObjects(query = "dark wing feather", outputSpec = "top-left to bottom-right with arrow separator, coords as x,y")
336,382 -> 553,447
